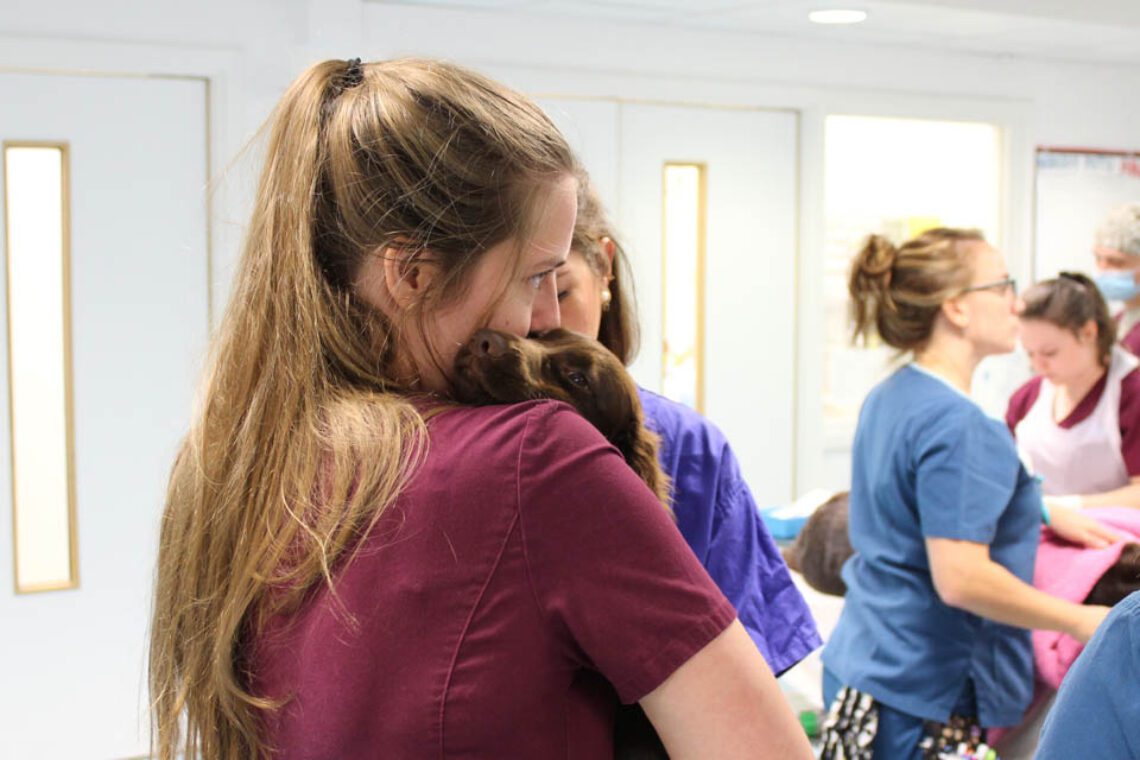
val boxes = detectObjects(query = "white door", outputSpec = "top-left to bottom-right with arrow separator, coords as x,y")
536,98 -> 621,215
620,104 -> 798,506
538,98 -> 799,506
0,72 -> 209,759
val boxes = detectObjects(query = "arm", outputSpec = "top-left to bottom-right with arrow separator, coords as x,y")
640,619 -> 814,760
1048,476 -> 1140,510
926,537 -> 1109,643
1047,502 -> 1125,547
519,406 -> 807,754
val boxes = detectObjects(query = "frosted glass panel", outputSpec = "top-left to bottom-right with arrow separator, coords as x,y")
823,116 -> 1001,429
4,144 -> 77,593
661,163 -> 705,412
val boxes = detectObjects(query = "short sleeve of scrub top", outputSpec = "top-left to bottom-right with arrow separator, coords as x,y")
915,403 -> 1018,544
637,387 -> 821,675
1037,591 -> 1140,760
1119,369 -> 1140,476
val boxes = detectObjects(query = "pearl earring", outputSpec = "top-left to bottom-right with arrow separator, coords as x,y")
600,288 -> 612,311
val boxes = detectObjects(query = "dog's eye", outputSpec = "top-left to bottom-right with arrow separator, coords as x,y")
565,370 -> 589,388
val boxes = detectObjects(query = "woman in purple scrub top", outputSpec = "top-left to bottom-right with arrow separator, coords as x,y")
554,178 -> 821,674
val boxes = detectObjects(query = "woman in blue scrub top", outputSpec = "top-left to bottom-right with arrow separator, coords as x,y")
820,228 -> 1116,759
1036,590 -> 1140,759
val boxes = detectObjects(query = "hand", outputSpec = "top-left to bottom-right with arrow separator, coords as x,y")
1069,604 -> 1111,644
1047,504 -> 1124,549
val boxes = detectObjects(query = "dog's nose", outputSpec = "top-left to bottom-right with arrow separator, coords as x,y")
468,329 -> 509,357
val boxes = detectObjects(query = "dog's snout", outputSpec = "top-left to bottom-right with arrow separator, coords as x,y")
469,329 -> 510,357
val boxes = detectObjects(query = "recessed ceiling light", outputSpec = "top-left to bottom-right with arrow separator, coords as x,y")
808,9 -> 868,24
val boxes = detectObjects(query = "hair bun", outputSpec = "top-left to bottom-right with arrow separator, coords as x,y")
859,234 -> 897,276
847,228 -> 982,350
850,234 -> 897,298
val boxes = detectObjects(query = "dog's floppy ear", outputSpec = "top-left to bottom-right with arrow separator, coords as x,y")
613,423 -> 672,516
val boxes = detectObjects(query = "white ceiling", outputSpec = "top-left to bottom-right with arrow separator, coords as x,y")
373,0 -> 1140,66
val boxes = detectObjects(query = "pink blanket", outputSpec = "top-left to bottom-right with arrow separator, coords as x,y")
990,509 -> 1140,749
1031,507 -> 1140,689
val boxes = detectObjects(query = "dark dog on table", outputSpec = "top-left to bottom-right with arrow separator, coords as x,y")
452,327 -> 671,759
781,492 -> 853,597
1086,542 -> 1140,606
784,492 -> 1140,607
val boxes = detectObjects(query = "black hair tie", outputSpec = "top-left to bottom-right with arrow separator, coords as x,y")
322,58 -> 365,120
343,57 -> 364,89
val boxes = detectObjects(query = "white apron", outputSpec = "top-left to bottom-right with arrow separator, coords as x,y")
1015,345 -> 1138,496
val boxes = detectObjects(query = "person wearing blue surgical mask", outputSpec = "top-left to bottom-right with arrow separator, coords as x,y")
1092,203 -> 1140,355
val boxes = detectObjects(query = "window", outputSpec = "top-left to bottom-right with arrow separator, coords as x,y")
4,143 -> 77,593
661,162 -> 706,411
823,116 -> 1001,434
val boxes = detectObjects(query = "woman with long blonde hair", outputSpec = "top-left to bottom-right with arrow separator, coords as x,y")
149,58 -> 812,760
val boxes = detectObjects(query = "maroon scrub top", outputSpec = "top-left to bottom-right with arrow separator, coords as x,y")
251,401 -> 736,759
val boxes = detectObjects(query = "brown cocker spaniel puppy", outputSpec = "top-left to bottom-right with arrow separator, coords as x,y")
452,327 -> 670,510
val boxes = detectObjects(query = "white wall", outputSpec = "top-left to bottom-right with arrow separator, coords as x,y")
5,0 -> 1138,308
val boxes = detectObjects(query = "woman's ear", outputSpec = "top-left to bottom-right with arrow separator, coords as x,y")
941,295 -> 971,330
623,426 -> 673,516
599,237 -> 616,281
380,245 -> 438,309
1078,319 -> 1098,345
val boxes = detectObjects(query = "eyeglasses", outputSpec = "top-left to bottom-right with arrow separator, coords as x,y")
961,276 -> 1017,298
